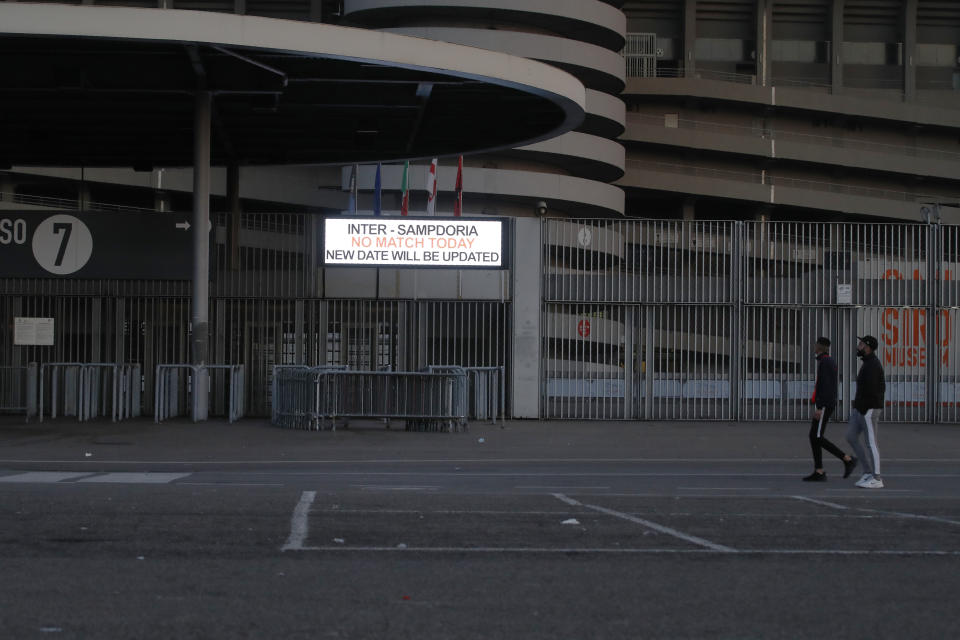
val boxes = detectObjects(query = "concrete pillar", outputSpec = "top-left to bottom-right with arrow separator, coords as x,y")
756,0 -> 772,86
831,0 -> 844,92
511,218 -> 541,418
192,90 -> 212,367
684,0 -> 697,78
904,0 -> 917,101
0,172 -> 15,203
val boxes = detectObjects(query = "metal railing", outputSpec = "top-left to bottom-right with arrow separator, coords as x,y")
154,364 -> 244,424
542,218 -> 960,422
39,362 -> 141,422
633,63 -> 957,104
270,365 -> 348,426
628,160 -> 960,205
0,191 -> 158,214
628,113 -> 960,163
272,368 -> 469,432
428,365 -> 505,424
0,363 -> 38,419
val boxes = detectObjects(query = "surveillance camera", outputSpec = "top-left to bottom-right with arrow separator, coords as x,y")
535,200 -> 548,216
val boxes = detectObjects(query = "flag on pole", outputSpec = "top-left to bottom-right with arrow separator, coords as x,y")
347,163 -> 358,213
453,155 -> 463,217
425,158 -> 438,216
400,161 -> 410,216
373,162 -> 382,216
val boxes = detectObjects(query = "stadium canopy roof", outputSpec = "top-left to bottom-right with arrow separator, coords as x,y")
0,3 -> 585,169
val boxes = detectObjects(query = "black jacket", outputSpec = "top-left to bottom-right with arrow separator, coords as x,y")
814,353 -> 838,409
854,352 -> 886,413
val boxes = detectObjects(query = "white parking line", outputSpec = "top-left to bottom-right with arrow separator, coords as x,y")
0,471 -> 95,483
77,473 -> 191,484
679,487 -> 770,491
281,490 -> 316,551
553,493 -> 738,553
791,495 -> 960,526
353,485 -> 439,491
288,546 -> 960,556
515,486 -> 611,490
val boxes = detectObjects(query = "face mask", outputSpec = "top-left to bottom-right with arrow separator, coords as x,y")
857,349 -> 866,358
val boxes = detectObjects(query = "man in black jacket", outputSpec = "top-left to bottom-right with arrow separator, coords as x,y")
804,337 -> 857,481
847,335 -> 886,489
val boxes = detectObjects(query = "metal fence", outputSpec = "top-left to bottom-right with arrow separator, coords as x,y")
1,210 -> 511,418
38,362 -> 140,422
272,368 -> 469,432
154,364 -> 244,424
0,363 -> 37,418
543,219 -> 960,423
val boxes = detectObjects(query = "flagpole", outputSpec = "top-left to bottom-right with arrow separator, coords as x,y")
454,155 -> 463,217
426,158 -> 437,216
400,161 -> 410,216
373,162 -> 382,216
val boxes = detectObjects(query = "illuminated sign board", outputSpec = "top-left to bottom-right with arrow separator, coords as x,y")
323,218 -> 505,268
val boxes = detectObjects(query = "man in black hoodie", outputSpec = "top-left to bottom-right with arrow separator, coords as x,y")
847,335 -> 886,489
804,337 -> 857,481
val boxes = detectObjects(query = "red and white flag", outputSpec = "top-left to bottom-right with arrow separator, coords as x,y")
453,155 -> 463,217
400,161 -> 410,216
425,158 -> 438,216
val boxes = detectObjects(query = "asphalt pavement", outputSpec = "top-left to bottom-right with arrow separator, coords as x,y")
1,416 -> 959,639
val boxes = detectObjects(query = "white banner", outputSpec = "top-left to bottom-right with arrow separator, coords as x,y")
324,218 -> 503,267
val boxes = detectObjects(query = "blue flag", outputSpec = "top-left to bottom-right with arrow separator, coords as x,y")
373,162 -> 382,216
347,164 -> 358,214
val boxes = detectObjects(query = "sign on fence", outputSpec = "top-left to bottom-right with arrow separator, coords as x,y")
323,217 -> 505,268
14,317 -> 54,346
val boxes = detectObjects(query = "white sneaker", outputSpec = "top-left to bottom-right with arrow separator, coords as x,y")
858,477 -> 884,489
856,473 -> 872,484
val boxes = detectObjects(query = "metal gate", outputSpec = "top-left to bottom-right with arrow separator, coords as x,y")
542,219 -> 957,423
623,32 -> 658,78
1,211 -> 512,418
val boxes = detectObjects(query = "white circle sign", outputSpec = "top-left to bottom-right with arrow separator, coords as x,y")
32,214 -> 93,275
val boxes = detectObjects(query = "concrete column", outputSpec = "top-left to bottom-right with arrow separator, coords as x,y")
831,0 -> 844,92
0,172 -> 15,203
904,0 -> 917,101
756,0 -> 772,86
192,90 -> 212,367
511,218 -> 541,418
684,0 -> 697,78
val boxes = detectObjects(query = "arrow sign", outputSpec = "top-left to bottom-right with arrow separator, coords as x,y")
175,221 -> 191,231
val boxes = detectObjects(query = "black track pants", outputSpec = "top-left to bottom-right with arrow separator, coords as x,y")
809,406 -> 846,469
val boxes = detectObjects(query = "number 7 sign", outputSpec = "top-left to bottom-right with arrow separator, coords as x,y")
32,214 -> 93,275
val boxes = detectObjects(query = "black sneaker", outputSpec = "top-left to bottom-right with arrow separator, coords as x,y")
843,457 -> 858,479
802,471 -> 827,482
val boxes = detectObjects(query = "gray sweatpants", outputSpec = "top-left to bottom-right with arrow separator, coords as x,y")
847,408 -> 881,477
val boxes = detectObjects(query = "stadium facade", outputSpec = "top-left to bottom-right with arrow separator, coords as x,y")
3,1 -> 960,423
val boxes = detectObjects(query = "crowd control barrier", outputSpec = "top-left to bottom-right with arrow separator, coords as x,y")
271,368 -> 468,432
154,364 -> 244,424
468,367 -> 505,424
39,363 -> 141,422
427,365 -> 505,425
0,363 -> 38,420
270,365 -> 348,426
